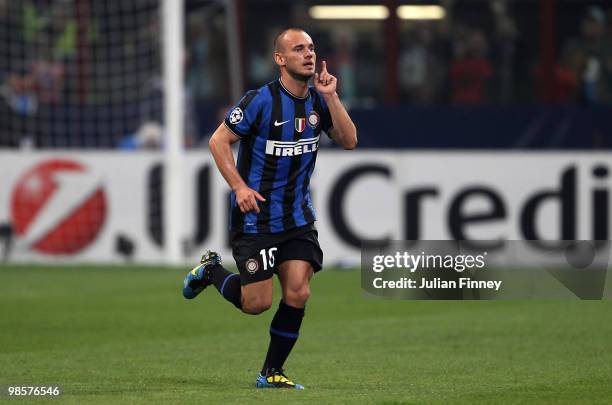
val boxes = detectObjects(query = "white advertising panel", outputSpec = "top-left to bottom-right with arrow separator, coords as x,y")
0,151 -> 610,265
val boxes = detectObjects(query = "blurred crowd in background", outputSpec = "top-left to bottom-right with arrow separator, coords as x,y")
1,0 -> 611,149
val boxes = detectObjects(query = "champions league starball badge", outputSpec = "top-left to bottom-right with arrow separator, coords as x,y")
229,107 -> 244,124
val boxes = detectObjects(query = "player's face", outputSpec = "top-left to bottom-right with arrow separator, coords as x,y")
276,31 -> 316,81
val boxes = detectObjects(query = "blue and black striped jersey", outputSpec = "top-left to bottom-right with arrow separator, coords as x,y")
224,79 -> 333,234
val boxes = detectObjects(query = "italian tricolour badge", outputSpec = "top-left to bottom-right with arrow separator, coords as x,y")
295,118 -> 306,133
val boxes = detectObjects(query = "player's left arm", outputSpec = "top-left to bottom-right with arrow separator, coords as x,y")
314,61 -> 357,150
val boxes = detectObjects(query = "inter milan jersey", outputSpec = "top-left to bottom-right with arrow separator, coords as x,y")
224,79 -> 333,234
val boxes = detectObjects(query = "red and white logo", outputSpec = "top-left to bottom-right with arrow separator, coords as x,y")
11,159 -> 107,255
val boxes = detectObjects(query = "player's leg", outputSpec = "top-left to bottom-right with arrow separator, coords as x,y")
208,260 -> 243,309
182,250 -> 244,309
263,260 -> 312,370
182,251 -> 226,300
182,230 -> 276,311
240,278 -> 273,314
264,259 -> 312,367
256,260 -> 312,389
257,227 -> 322,389
231,235 -> 276,313
182,249 -> 273,313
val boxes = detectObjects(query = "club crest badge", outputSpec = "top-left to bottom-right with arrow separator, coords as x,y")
295,118 -> 306,133
307,111 -> 320,128
245,258 -> 259,274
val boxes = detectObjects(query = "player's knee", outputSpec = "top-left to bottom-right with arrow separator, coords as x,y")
284,284 -> 310,307
243,302 -> 271,315
241,296 -> 272,315
298,285 -> 311,304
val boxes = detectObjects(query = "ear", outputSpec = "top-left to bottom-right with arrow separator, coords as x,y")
274,52 -> 285,67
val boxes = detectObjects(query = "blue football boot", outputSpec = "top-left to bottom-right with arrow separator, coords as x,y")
182,251 -> 221,299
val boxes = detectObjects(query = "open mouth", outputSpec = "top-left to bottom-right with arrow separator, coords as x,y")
303,62 -> 314,68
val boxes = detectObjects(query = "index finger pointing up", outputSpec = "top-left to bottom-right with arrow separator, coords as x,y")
321,60 -> 327,73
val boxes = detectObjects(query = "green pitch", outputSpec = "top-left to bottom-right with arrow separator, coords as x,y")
1,265 -> 611,404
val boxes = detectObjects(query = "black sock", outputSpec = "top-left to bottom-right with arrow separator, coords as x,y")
261,300 -> 305,374
210,265 -> 242,309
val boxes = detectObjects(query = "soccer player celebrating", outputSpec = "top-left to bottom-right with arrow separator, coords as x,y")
182,28 -> 357,389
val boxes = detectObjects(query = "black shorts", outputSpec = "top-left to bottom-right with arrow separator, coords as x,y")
230,223 -> 323,285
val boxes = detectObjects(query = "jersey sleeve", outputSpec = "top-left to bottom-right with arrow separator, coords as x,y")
224,90 -> 261,138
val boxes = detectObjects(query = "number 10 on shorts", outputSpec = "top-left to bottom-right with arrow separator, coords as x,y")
259,247 -> 278,270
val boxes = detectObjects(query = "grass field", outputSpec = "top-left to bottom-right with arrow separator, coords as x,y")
1,265 -> 612,404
